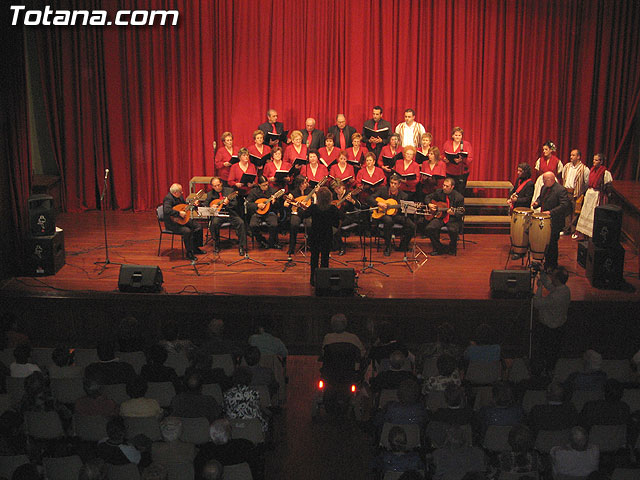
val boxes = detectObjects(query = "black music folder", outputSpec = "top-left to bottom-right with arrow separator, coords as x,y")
292,157 -> 308,167
395,172 -> 417,181
420,171 -> 445,180
381,152 -> 403,168
228,155 -> 240,165
250,152 -> 271,168
363,126 -> 390,140
361,178 -> 384,188
240,173 -> 257,184
347,158 -> 361,166
416,150 -> 428,164
320,157 -> 337,168
274,167 -> 295,182
335,175 -> 353,183
444,151 -> 469,164
266,130 -> 288,143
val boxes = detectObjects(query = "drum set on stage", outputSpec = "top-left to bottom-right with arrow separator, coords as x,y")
507,207 -> 551,267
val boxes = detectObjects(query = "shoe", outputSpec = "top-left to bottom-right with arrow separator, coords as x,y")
559,229 -> 570,236
338,248 -> 346,256
238,247 -> 245,256
194,248 -> 206,255
186,251 -> 196,261
287,249 -> 295,256
384,246 -> 391,257
430,249 -> 444,256
213,246 -> 220,254
271,243 -> 282,250
259,240 -> 269,249
511,253 -> 524,261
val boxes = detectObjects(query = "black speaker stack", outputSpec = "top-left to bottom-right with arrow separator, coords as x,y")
489,269 -> 532,298
118,264 -> 164,293
582,204 -> 624,289
24,195 -> 65,276
315,268 -> 356,297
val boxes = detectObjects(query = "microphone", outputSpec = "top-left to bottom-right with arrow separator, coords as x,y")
104,169 -> 109,180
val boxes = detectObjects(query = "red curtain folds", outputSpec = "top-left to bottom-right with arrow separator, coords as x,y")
28,0 -> 640,212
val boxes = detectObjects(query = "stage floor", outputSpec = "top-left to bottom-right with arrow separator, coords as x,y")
3,211 -> 639,301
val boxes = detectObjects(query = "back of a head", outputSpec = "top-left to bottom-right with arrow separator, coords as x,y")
244,345 -> 261,367
546,382 -> 565,403
569,426 -> 589,451
330,313 -> 348,334
96,340 -> 116,362
161,320 -> 179,342
603,378 -> 623,402
508,424 -> 534,453
209,418 -> 232,445
52,346 -> 72,367
444,424 -> 467,449
160,416 -> 183,442
13,343 -> 31,364
126,375 -> 148,399
208,319 -> 224,338
437,322 -> 456,345
78,458 -> 108,480
474,323 -> 493,345
141,463 -> 168,480
553,266 -> 569,285
583,349 -> 603,371
389,350 -> 407,370
185,371 -> 203,393
11,463 -> 41,480
397,378 -> 421,404
492,381 -> 514,407
233,366 -> 253,387
106,416 -> 126,443
146,344 -> 168,366
83,376 -> 104,398
388,425 -> 408,452
199,459 -> 224,480
444,383 -> 465,408
436,354 -> 456,377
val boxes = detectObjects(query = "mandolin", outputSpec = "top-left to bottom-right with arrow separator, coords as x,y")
371,197 -> 399,219
256,189 -> 285,215
172,190 -> 207,225
332,186 -> 363,208
209,191 -> 239,214
291,175 -> 330,214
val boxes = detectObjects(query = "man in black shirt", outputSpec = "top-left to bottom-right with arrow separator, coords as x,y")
424,177 -> 465,255
247,176 -> 282,249
204,177 -> 247,256
162,183 -> 204,260
369,175 -> 415,257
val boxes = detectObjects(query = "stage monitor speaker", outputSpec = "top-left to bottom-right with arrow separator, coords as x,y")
593,204 -> 622,248
586,241 -> 624,289
490,269 -> 531,298
28,194 -> 56,236
24,228 -> 65,276
315,268 -> 355,297
577,240 -> 588,268
118,264 -> 163,293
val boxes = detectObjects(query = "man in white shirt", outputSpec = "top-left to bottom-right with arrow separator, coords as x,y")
395,108 -> 426,148
561,149 -> 589,235
550,426 -> 599,478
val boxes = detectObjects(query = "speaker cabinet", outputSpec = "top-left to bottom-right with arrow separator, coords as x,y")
490,269 -> 532,298
118,264 -> 163,293
577,240 -> 588,268
593,204 -> 622,248
28,194 -> 56,236
315,268 -> 355,297
24,228 -> 65,276
586,241 -> 624,289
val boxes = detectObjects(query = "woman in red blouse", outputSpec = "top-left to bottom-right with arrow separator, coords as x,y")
329,150 -> 356,186
531,140 -> 563,208
300,150 -> 329,185
247,130 -> 271,172
420,146 -> 447,196
356,152 -> 386,188
394,145 -> 421,198
441,126 -> 473,193
416,132 -> 433,164
262,146 -> 291,190
347,133 -> 368,168
319,133 -> 341,169
378,133 -> 403,174
214,131 -> 239,185
284,130 -> 308,169
228,148 -> 257,196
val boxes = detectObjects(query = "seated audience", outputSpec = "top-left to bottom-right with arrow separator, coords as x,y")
322,313 -> 366,359
564,349 -> 608,393
198,459 -> 224,480
141,463 -> 168,480
120,375 -> 164,419
78,458 -> 108,480
9,343 -> 40,378
0,312 -> 29,349
151,416 -> 195,465
495,424 -> 542,476
170,371 -> 222,423
19,371 -> 71,427
248,321 -> 288,359
74,376 -> 119,417
380,378 -> 428,427
550,426 -> 599,478
198,318 -> 241,361
423,353 -> 462,394
140,344 -> 179,387
527,381 -> 577,435
416,322 -> 462,374
515,357 -> 551,402
374,425 -> 424,475
369,321 -> 410,368
476,381 -> 524,437
430,384 -> 474,426
183,350 -> 232,391
580,378 -> 630,429
159,319 -> 194,355
370,350 -> 417,393
431,424 -> 486,480
48,346 -> 82,379
117,315 -> 146,353
464,323 -> 501,363
223,366 -> 269,432
244,345 -> 278,398
97,416 -> 146,466
84,340 -> 136,385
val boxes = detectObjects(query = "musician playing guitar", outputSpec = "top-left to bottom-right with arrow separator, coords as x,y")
284,175 -> 313,256
204,177 -> 248,256
162,183 -> 204,260
247,175 -> 282,249
331,179 -> 362,256
424,177 -> 465,256
368,175 -> 415,257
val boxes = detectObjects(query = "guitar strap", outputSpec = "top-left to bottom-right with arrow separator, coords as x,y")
443,195 -> 450,224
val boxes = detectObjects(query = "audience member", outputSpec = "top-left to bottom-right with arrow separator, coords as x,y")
198,459 -> 224,480
370,350 -> 417,393
120,375 -> 164,419
369,321 -> 410,368
19,371 -> 71,427
423,353 -> 462,394
464,323 -> 501,363
0,312 -> 29,349
183,350 -> 232,391
515,357 -> 551,402
151,416 -> 195,465
248,321 -> 288,359
198,319 -> 241,360
417,322 -> 462,371
550,426 -> 599,478
170,371 -> 222,423
374,425 -> 424,475
380,378 -> 428,427
140,344 -> 179,387
78,458 -> 108,480
322,313 -> 366,359
223,367 -> 269,432
84,340 -> 136,385
117,315 -> 146,352
97,416 -> 144,466
9,344 -> 40,378
580,378 -> 630,429
476,382 -> 524,437
48,346 -> 82,379
565,349 -> 608,393
527,381 -> 577,435
495,424 -> 542,476
159,319 -> 194,355
244,345 -> 278,397
10,463 -> 42,479
430,384 -> 474,426
74,377 -> 119,417
431,424 -> 486,480
141,463 -> 168,480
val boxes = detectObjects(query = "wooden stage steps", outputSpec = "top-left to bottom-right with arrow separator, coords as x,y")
464,180 -> 513,232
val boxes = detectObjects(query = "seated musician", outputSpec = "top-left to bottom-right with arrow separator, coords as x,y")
246,176 -> 282,249
204,177 -> 248,256
332,179 -> 361,256
284,175 -> 313,256
424,177 -> 465,256
368,175 -> 415,257
162,183 -> 204,261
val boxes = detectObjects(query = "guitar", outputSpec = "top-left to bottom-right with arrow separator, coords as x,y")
332,186 -> 363,208
371,197 -> 399,219
209,191 -> 239,215
292,175 -> 330,213
171,190 -> 207,225
284,196 -> 309,212
420,201 -> 465,220
256,189 -> 285,215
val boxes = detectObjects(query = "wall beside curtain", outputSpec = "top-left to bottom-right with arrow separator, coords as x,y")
27,0 -> 640,212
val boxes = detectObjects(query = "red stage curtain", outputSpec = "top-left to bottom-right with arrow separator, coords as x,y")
27,0 -> 640,211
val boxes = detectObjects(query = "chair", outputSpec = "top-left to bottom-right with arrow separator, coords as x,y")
612,468 -> 640,480
0,348 -> 13,366
553,358 -> 583,383
156,205 -> 184,257
483,425 -> 513,452
43,455 -> 83,480
73,348 -> 99,368
254,384 -> 272,409
379,423 -> 421,449
24,410 -> 65,439
108,463 -> 141,480
166,351 -> 190,377
102,383 -> 130,405
6,376 -> 25,408
146,381 -> 176,408
589,424 -> 627,452
421,357 -> 439,379
425,390 -> 447,412
377,389 -> 399,410
425,422 -> 473,448
223,462 -> 253,480
522,390 -> 547,414
383,471 -> 426,480
622,388 -> 640,412
230,417 -> 265,444
507,357 -> 530,383
440,216 -> 466,253
211,354 -> 236,376
570,390 -> 603,412
51,376 -> 85,404
534,428 -> 571,453
465,360 -> 501,385
165,462 -> 195,480
0,455 -> 30,479
116,351 -> 146,375
73,414 -> 109,442
30,347 -> 54,368
601,359 -> 634,383
179,416 -> 211,445
124,416 -> 162,441
202,383 -> 224,405
472,385 -> 494,411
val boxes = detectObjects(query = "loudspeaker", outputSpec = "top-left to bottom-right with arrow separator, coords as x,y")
118,264 -> 163,293
24,228 -> 65,276
577,240 -> 588,268
586,241 -> 624,289
593,204 -> 622,248
489,269 -> 531,298
28,194 -> 56,236
315,268 -> 355,297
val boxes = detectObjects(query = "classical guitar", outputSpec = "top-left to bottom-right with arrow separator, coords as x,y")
292,175 -> 330,214
256,189 -> 285,215
371,197 -> 399,219
171,190 -> 207,225
420,201 -> 465,220
284,196 -> 309,212
332,186 -> 363,208
209,191 -> 239,214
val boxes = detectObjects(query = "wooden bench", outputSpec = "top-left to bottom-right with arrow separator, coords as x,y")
467,180 -> 513,190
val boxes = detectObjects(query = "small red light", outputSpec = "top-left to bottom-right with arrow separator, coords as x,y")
351,384 -> 356,393
318,380 -> 324,390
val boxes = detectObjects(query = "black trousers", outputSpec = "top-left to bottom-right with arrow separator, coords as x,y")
210,214 -> 247,249
379,214 -> 415,249
250,212 -> 278,246
545,226 -> 561,269
167,219 -> 202,253
289,214 -> 312,253
425,218 -> 461,251
310,241 -> 331,282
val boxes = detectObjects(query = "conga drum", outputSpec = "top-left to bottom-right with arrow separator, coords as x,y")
529,212 -> 551,261
510,207 -> 532,254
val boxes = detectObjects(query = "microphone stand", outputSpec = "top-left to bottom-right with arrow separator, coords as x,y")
347,207 -> 388,276
171,208 -> 213,276
381,203 -> 414,273
94,169 -> 122,274
228,199 -> 266,267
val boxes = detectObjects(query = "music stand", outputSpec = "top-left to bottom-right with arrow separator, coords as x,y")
381,202 -> 415,273
347,207 -> 389,277
228,202 -> 266,267
403,201 -> 428,269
